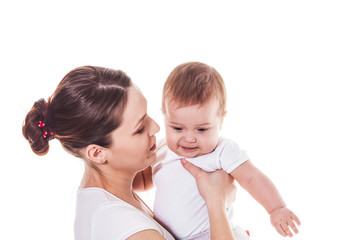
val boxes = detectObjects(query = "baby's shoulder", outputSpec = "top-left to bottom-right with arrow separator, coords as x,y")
217,137 -> 239,150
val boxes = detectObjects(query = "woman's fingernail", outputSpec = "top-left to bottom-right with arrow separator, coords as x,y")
181,158 -> 188,164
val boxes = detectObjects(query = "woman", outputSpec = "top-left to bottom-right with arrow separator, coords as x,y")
22,66 -> 237,239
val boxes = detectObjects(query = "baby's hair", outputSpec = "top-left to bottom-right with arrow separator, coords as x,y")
162,62 -> 227,116
22,66 -> 132,158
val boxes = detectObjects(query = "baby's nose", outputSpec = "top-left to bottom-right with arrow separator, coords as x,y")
184,132 -> 197,143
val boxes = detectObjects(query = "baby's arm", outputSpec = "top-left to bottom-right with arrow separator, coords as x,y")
132,166 -> 154,191
231,160 -> 300,237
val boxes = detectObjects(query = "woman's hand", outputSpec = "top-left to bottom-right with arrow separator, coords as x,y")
181,158 -> 236,240
180,158 -> 236,209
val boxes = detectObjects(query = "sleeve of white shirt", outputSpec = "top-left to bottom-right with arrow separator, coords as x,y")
218,139 -> 249,173
91,205 -> 159,240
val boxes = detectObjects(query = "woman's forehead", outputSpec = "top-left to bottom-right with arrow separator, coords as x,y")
122,87 -> 147,126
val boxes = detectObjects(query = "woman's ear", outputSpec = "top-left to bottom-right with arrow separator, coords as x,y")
84,144 -> 107,165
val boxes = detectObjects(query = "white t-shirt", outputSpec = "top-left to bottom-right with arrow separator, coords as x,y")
74,187 -> 175,240
153,137 -> 249,240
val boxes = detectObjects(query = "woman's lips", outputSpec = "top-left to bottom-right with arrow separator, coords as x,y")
150,143 -> 156,151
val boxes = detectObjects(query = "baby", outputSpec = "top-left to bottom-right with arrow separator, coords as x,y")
151,62 -> 300,239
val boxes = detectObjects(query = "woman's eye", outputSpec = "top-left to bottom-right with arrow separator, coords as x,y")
137,126 -> 145,134
173,127 -> 182,131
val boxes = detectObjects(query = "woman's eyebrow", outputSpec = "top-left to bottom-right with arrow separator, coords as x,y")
134,114 -> 147,129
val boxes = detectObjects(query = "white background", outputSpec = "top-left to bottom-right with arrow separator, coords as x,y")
1,1 -> 359,239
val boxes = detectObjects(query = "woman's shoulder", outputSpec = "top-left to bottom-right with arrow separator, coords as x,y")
77,187 -> 144,216
75,188 -> 166,239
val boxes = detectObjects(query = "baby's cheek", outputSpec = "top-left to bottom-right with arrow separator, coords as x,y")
165,135 -> 178,150
204,137 -> 219,152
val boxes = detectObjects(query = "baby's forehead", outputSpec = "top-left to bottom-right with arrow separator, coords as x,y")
168,98 -> 219,110
166,93 -> 219,106
165,97 -> 221,117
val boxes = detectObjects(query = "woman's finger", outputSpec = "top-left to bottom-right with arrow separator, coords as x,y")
181,158 -> 202,178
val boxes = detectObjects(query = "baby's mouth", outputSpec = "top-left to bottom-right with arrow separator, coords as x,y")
181,146 -> 198,151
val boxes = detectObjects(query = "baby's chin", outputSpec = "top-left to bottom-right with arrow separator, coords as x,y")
173,147 -> 206,159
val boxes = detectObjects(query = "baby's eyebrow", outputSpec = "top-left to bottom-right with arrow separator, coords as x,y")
168,121 -> 211,127
168,121 -> 182,125
196,123 -> 211,126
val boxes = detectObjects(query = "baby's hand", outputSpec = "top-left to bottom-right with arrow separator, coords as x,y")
270,207 -> 300,237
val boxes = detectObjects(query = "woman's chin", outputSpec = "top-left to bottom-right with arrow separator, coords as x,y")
147,153 -> 157,164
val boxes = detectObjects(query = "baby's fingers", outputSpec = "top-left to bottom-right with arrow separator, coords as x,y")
289,216 -> 300,234
288,213 -> 301,235
281,223 -> 293,237
291,213 -> 301,226
275,223 -> 287,237
286,219 -> 298,236
281,217 -> 301,237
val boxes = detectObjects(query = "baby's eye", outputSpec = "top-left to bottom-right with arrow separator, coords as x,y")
198,128 -> 208,132
172,127 -> 183,131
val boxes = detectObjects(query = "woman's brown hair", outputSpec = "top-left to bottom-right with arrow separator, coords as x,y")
22,66 -> 132,157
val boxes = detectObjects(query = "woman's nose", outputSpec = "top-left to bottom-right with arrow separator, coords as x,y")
149,116 -> 160,136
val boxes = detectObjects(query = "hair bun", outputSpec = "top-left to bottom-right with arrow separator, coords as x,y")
22,98 -> 52,156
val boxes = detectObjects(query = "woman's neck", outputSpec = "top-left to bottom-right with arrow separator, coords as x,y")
80,164 -> 154,217
80,164 -> 136,204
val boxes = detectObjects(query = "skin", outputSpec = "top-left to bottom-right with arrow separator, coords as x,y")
80,86 -> 238,239
164,97 -> 222,158
162,96 -> 301,237
81,86 -> 160,215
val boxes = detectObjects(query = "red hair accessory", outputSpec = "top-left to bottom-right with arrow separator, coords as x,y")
38,121 -> 45,128
38,121 -> 54,139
